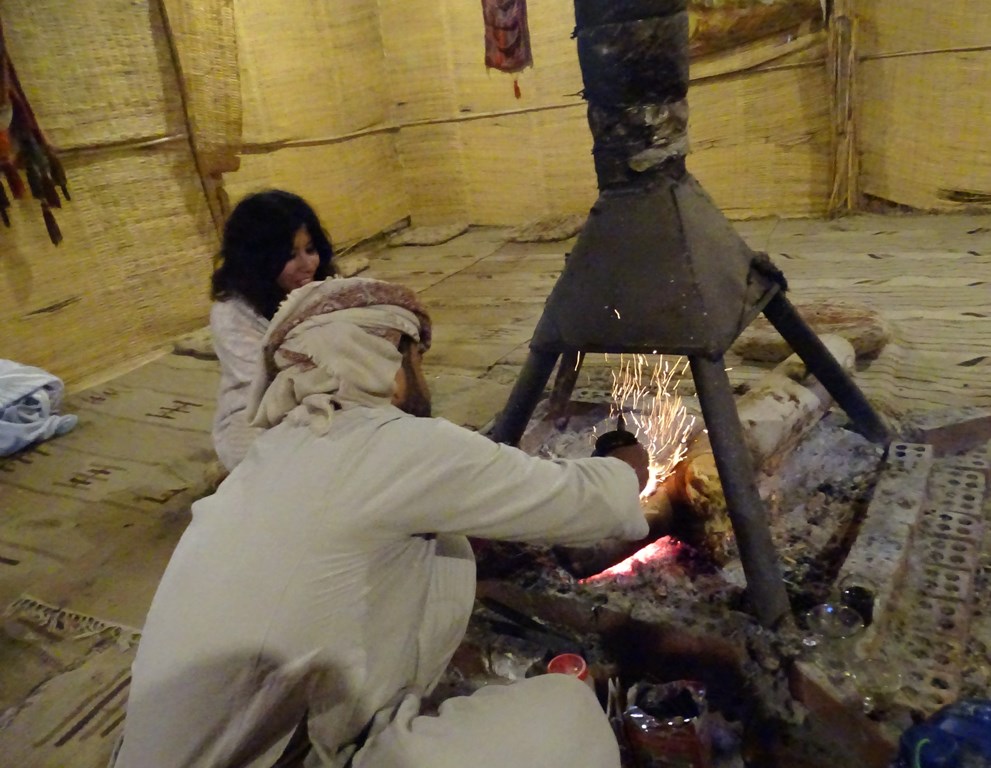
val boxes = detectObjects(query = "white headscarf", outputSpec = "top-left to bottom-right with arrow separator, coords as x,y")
246,278 -> 431,435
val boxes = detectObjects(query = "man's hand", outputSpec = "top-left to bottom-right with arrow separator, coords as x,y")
604,441 -> 650,493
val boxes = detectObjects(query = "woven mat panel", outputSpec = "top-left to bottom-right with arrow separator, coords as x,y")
536,107 -> 597,216
0,146 -> 217,387
378,0 -> 458,125
525,0 -> 584,92
860,0 -> 988,56
224,134 -> 407,245
160,0 -> 241,174
382,0 -> 823,123
235,0 -> 387,145
687,63 -> 832,218
398,66 -> 829,225
860,53 -> 991,211
1,0 -> 185,149
380,0 -> 584,122
460,112 -> 553,225
396,123 -> 469,226
389,85 -> 592,227
381,0 -> 831,225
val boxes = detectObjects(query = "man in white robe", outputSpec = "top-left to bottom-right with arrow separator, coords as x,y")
113,277 -> 650,768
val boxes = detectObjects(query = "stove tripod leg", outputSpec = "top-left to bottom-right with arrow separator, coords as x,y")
548,350 -> 584,429
690,355 -> 791,628
762,292 -> 891,444
490,349 -> 561,445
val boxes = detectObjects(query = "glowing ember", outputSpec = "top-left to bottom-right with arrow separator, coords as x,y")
581,536 -> 682,582
605,354 -> 695,497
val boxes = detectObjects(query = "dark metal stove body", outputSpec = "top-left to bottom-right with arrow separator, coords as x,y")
491,0 -> 890,628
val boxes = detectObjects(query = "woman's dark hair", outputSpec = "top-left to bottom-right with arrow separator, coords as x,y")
211,190 -> 336,319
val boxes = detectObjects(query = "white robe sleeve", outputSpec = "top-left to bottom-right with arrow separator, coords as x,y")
210,299 -> 268,471
369,416 -> 648,547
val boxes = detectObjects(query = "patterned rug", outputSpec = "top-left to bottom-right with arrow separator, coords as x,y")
1,596 -> 141,768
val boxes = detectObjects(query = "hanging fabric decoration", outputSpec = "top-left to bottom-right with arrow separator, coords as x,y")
482,0 -> 533,83
0,17 -> 69,245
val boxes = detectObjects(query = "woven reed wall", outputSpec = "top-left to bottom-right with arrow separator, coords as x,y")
225,134 -> 406,246
0,0 -> 220,388
226,0 -> 406,244
858,0 -> 991,210
690,54 -> 832,219
380,0 -> 832,225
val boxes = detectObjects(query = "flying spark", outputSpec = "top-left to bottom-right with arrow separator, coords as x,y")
606,354 -> 695,498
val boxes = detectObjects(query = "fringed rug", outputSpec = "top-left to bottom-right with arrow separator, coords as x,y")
1,596 -> 141,768
4,595 -> 141,645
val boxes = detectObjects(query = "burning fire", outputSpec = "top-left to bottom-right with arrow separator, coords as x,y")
605,354 -> 695,498
581,536 -> 683,582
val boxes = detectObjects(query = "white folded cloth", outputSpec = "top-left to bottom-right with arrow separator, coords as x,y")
0,359 -> 77,456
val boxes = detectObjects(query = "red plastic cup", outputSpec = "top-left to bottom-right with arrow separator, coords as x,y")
547,653 -> 589,681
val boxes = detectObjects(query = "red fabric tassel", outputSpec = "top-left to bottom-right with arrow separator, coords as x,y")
513,79 -> 522,99
25,162 -> 43,199
1,22 -> 71,238
47,151 -> 70,200
2,162 -> 24,198
41,175 -> 61,208
0,183 -> 10,227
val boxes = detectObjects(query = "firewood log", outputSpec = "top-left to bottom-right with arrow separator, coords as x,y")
671,334 -> 856,562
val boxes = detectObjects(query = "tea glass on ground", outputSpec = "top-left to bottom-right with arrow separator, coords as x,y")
801,602 -> 866,682
837,572 -> 881,627
847,651 -> 905,715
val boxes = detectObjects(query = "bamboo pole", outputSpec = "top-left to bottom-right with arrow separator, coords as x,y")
828,0 -> 860,214
157,0 -> 241,234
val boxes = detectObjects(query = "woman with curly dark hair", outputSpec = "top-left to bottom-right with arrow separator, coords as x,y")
210,190 -> 336,471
